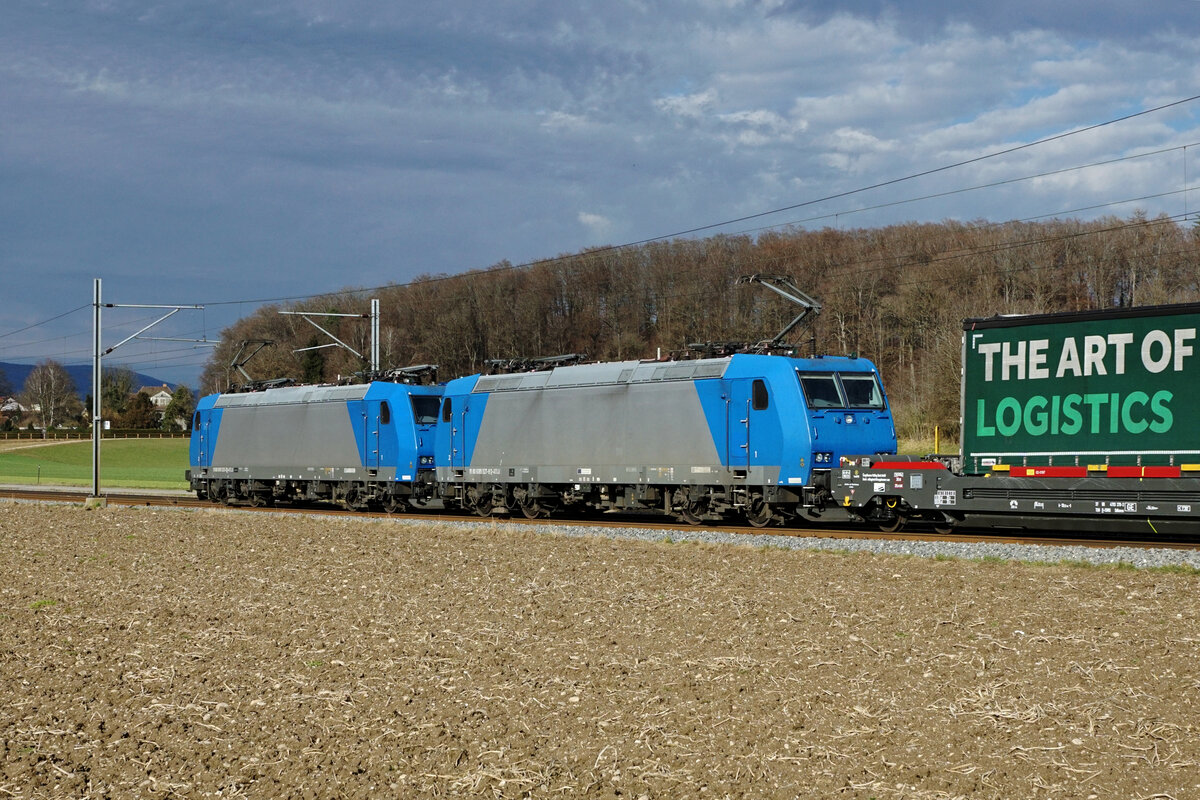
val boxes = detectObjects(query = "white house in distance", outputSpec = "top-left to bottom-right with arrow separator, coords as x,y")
0,397 -> 26,414
138,384 -> 173,409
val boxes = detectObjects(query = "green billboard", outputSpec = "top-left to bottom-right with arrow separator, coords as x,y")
962,304 -> 1200,472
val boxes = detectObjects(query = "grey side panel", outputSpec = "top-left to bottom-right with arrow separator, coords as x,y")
470,382 -> 720,478
212,402 -> 363,469
471,357 -> 731,394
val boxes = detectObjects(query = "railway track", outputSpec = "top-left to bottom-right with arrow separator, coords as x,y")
4,485 -> 1199,552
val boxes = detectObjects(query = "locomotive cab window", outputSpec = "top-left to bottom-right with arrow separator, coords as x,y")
839,373 -> 885,409
192,412 -> 200,431
752,379 -> 769,410
797,372 -> 843,408
441,397 -> 453,423
411,395 -> 439,425
379,402 -> 391,425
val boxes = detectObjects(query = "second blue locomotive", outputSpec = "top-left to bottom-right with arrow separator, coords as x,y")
188,381 -> 442,511
435,353 -> 895,524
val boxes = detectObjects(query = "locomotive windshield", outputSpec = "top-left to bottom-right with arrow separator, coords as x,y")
410,395 -> 440,425
798,374 -> 842,408
797,371 -> 885,410
840,373 -> 885,409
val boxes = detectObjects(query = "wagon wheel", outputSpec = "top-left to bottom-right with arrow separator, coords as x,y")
878,514 -> 907,533
745,496 -> 775,528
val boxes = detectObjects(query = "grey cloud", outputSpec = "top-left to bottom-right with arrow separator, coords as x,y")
771,0 -> 1200,43
2,0 -> 1200,386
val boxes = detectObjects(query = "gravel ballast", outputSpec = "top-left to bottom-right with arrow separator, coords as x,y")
427,515 -> 1200,571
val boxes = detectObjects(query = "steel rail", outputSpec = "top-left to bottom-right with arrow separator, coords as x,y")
3,486 -> 1197,552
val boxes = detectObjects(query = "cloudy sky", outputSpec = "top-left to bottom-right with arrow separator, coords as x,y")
3,0 -> 1200,387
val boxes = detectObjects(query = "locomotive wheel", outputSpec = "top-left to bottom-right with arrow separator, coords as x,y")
745,496 -> 775,528
247,493 -> 266,508
520,498 -> 547,519
341,485 -> 369,512
673,487 -> 707,525
513,485 -> 549,519
382,496 -> 403,514
470,487 -> 493,517
878,515 -> 907,533
678,502 -> 705,526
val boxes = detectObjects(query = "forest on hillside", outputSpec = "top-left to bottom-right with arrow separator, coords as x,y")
198,213 -> 1200,439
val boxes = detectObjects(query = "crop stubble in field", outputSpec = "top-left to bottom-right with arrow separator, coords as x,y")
1,503 -> 1199,798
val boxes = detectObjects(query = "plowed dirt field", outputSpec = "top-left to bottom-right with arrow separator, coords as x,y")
2,503 -> 1199,799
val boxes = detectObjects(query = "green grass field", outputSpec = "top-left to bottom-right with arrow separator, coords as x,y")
0,439 -> 190,489
0,435 -> 955,491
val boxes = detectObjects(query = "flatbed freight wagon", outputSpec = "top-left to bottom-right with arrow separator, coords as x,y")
826,303 -> 1200,534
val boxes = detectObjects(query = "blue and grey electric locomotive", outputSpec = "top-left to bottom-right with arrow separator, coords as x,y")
188,381 -> 442,511
434,353 -> 897,525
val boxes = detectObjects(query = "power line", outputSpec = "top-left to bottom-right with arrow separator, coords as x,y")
6,205 -> 1193,369
6,96 -> 1199,372
608,94 -> 1200,246
192,93 -> 1200,311
0,305 -> 89,341
722,142 -> 1200,239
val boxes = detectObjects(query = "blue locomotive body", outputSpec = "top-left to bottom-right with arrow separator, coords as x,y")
188,381 -> 442,510
434,353 -> 896,523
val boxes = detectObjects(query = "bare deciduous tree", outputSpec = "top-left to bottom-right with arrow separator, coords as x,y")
21,360 -> 82,436
194,214 -> 1200,441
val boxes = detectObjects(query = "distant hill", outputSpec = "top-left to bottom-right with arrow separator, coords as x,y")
0,362 -> 174,399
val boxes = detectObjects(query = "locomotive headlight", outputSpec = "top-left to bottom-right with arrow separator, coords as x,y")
419,456 -> 434,465
814,451 -> 834,464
